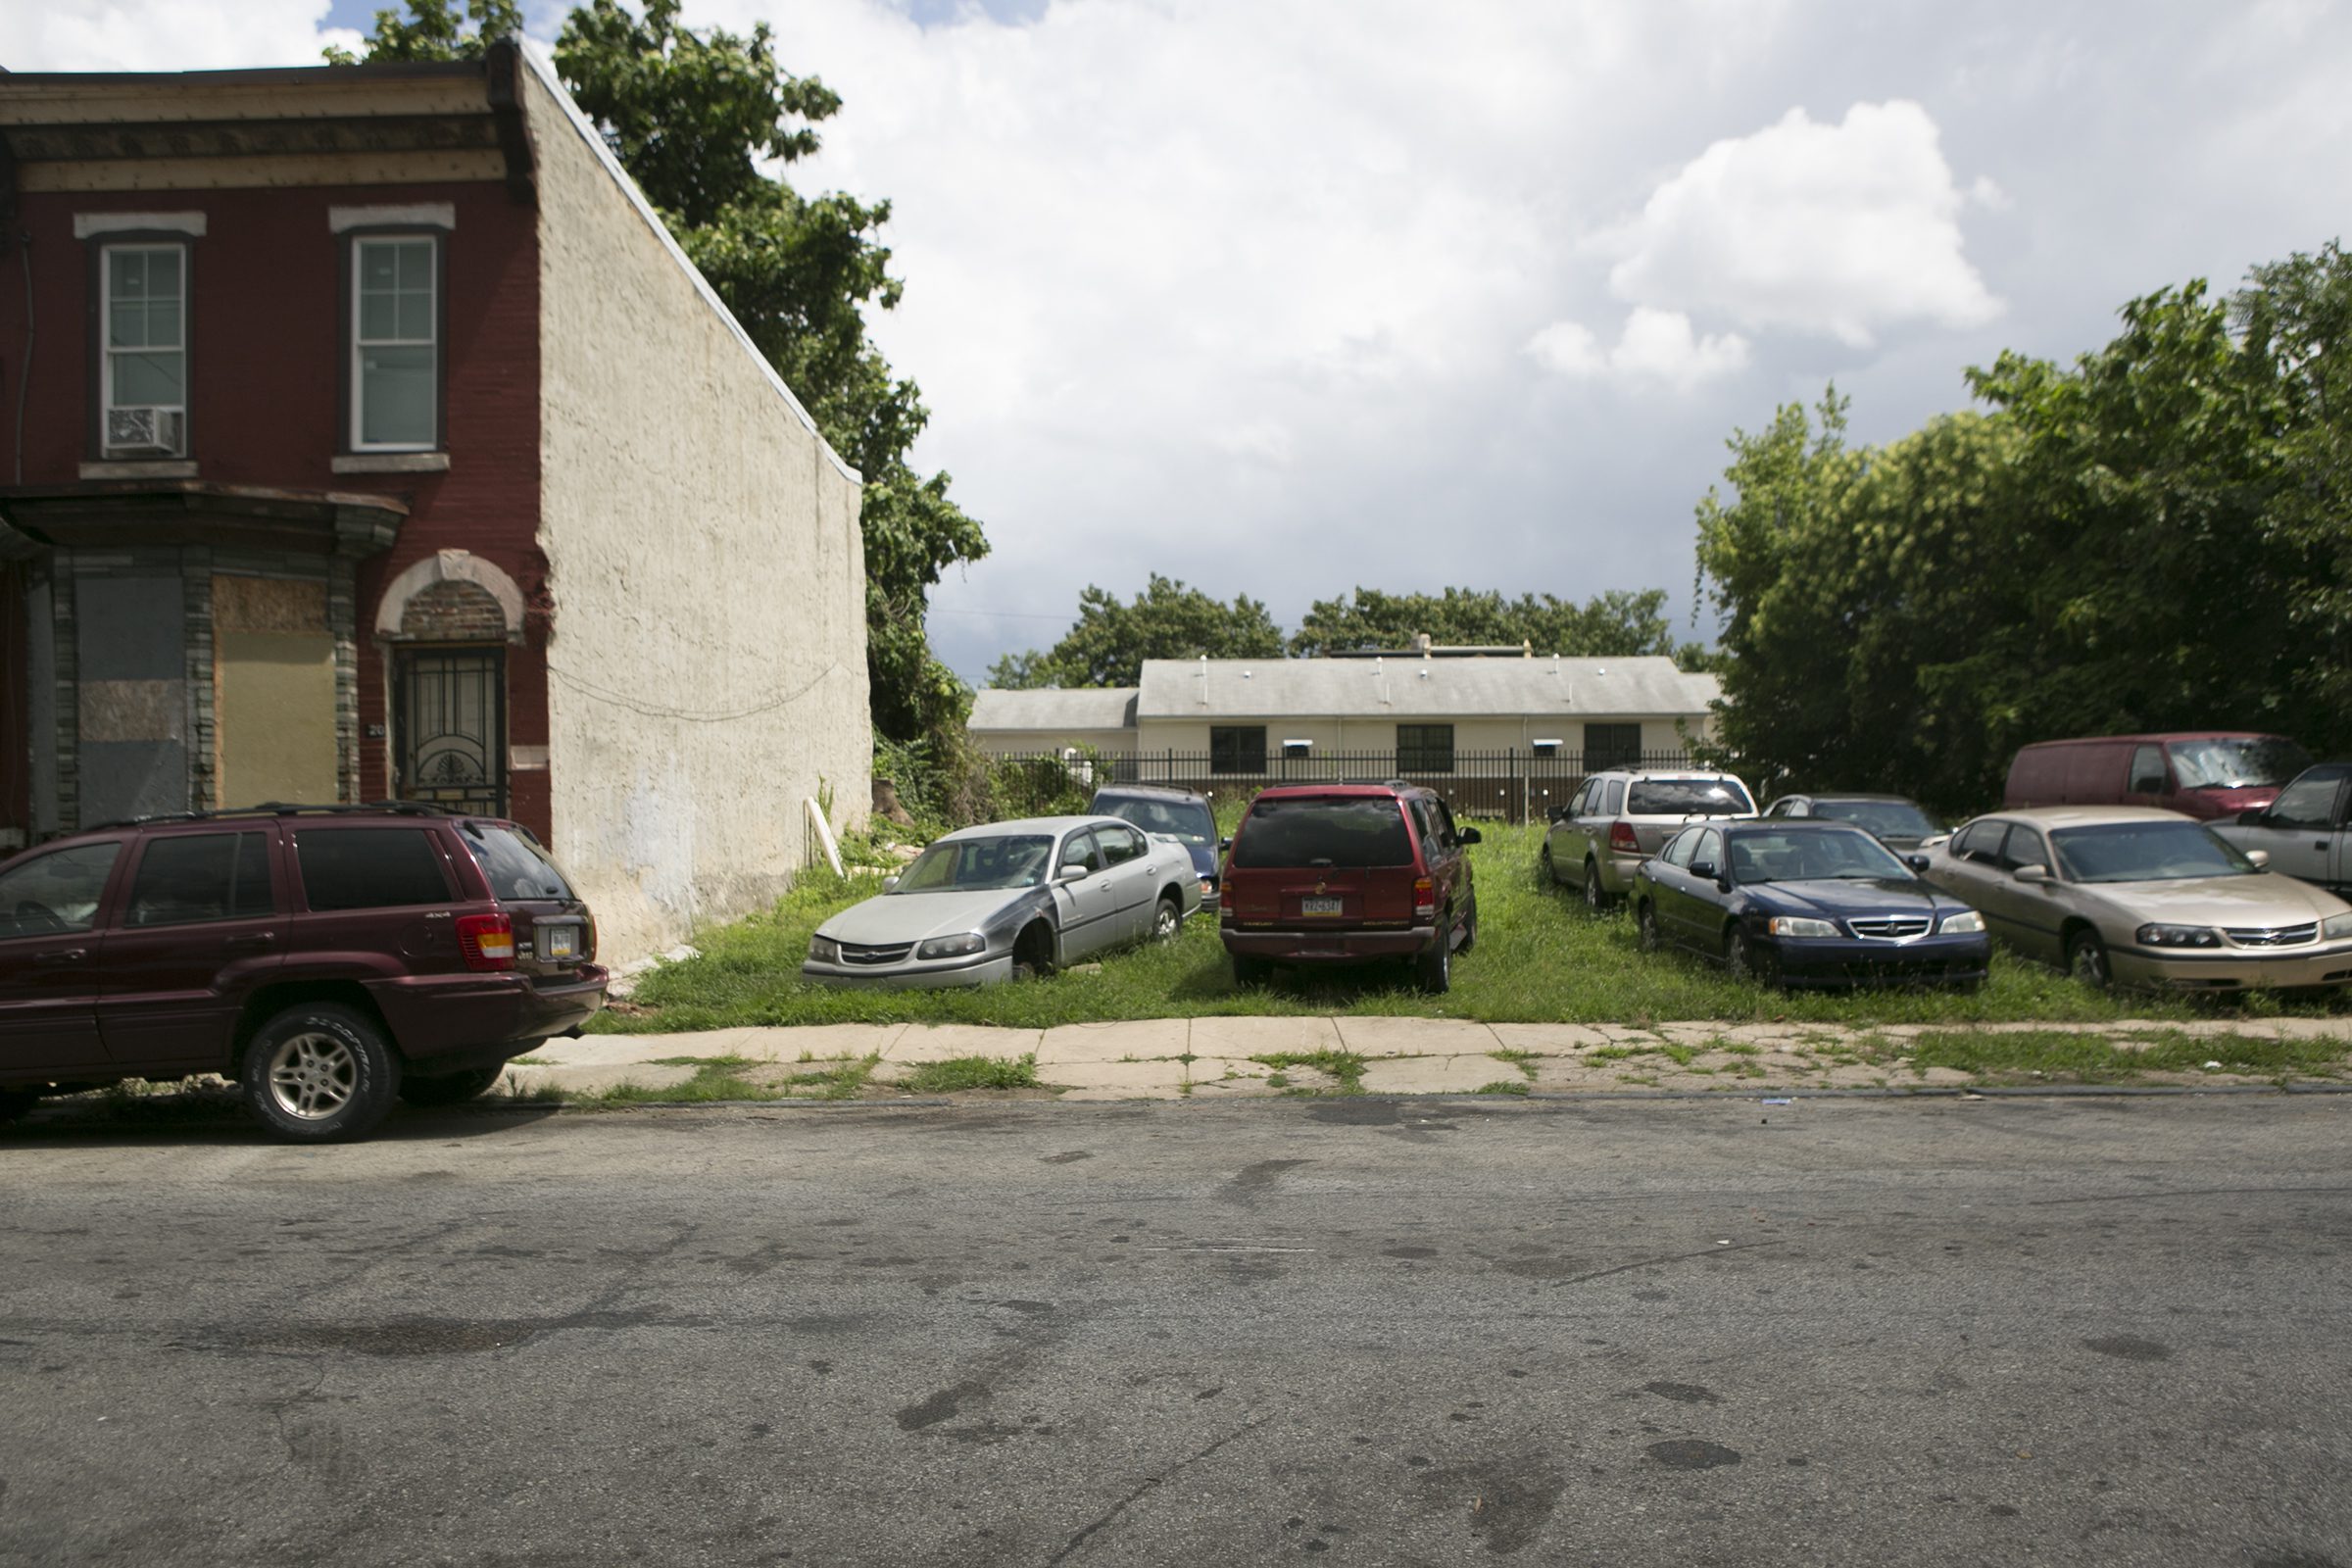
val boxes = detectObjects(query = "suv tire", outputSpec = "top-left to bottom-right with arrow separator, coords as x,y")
1232,953 -> 1271,988
1540,842 -> 1557,885
0,1089 -> 36,1126
399,1064 -> 509,1107
243,1003 -> 402,1144
1415,923 -> 1452,994
1583,858 -> 1611,913
1458,894 -> 1479,955
1636,900 -> 1663,954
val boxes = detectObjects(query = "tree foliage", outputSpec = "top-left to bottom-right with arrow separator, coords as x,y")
339,0 -> 988,744
1695,247 -> 2352,814
1287,586 -> 1680,660
987,575 -> 1285,689
324,0 -> 522,62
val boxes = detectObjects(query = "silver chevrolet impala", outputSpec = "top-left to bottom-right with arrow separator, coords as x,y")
800,815 -> 1204,988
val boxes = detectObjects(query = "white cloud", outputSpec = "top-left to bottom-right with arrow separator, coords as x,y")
1525,309 -> 1749,390
8,0 -> 354,70
1602,100 -> 2003,348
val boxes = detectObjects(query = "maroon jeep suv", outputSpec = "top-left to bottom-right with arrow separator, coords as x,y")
1219,781 -> 1481,993
0,804 -> 607,1142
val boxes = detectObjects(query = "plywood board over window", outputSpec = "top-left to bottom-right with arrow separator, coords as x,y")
213,576 -> 337,809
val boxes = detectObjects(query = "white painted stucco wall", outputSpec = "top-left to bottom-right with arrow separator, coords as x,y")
524,60 -> 868,963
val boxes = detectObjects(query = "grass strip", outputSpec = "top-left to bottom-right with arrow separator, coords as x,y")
1906,1028 -> 2350,1084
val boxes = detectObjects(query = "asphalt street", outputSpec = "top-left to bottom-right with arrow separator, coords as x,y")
3,1094 -> 2349,1566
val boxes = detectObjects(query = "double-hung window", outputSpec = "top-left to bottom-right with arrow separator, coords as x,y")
351,235 -> 440,450
101,244 -> 188,457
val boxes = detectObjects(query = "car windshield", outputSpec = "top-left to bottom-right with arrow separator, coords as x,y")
1232,798 -> 1411,868
1627,778 -> 1753,816
893,834 -> 1055,893
1099,797 -> 1214,844
2166,738 -> 2312,790
2049,821 -> 2256,884
1728,828 -> 1912,885
1812,800 -> 1938,839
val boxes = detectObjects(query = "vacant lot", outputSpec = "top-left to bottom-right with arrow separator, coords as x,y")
596,823 -> 2352,1035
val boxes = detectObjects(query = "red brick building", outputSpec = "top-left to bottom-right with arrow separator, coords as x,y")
0,43 -> 871,960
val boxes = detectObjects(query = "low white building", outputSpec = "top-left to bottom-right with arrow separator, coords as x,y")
971,653 -> 1721,780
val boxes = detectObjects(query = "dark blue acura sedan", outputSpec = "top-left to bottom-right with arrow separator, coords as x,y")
1632,819 -> 1991,989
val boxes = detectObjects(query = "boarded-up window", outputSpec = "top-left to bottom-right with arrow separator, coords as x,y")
213,576 -> 336,809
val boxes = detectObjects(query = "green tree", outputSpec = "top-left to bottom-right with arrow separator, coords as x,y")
988,575 -> 1286,688
337,0 -> 989,745
1287,585 -> 1677,659
323,0 -> 521,62
1696,251 -> 2352,815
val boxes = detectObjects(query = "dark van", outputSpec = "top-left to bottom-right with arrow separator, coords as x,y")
2003,733 -> 2311,820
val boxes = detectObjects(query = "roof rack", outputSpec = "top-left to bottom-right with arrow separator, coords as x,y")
82,800 -> 459,832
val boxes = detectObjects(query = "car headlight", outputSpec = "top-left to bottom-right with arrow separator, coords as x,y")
1938,909 -> 1985,935
1765,916 -> 1839,939
808,936 -> 840,963
916,932 -> 988,960
2323,912 -> 2352,941
2136,923 -> 2221,949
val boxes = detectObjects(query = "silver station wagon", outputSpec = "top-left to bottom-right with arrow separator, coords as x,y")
801,815 -> 1202,989
1922,806 -> 2352,992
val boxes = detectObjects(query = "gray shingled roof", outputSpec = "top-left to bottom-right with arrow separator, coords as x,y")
968,687 -> 1141,732
1133,657 -> 1719,718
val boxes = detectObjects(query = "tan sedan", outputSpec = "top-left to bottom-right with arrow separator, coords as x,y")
1921,806 -> 2352,991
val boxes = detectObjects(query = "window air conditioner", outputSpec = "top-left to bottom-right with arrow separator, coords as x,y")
106,405 -> 185,456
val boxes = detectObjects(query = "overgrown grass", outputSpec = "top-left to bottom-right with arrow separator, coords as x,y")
590,823 -> 2352,1034
1905,1028 -> 2349,1084
899,1054 -> 1042,1093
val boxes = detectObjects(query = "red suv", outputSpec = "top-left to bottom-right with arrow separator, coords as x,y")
0,804 -> 607,1142
1218,782 -> 1481,993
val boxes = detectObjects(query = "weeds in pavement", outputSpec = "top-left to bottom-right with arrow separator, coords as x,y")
900,1054 -> 1041,1094
1250,1049 -> 1368,1094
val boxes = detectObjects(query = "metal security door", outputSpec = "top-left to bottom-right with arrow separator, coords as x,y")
394,649 -> 507,816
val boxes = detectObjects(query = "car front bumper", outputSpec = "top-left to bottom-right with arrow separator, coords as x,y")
2111,940 -> 2352,992
1221,925 -> 1436,962
1766,935 -> 1990,989
800,952 -> 1016,990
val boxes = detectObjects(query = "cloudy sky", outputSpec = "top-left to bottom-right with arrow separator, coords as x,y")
14,0 -> 2351,679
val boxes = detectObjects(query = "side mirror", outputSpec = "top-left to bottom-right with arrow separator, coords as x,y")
1058,862 -> 1090,882
2237,808 -> 2269,826
1546,807 -> 1566,824
2246,849 -> 2271,870
2013,863 -> 2049,884
882,875 -> 900,892
1689,859 -> 1718,882
1905,854 -> 1930,873
1217,836 -> 1233,854
1458,827 -> 1483,846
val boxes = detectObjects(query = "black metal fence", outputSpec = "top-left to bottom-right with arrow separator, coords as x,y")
983,749 -> 1699,825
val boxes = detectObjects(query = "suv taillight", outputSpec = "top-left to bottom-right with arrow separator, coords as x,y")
1608,821 -> 1642,854
1413,876 -> 1436,917
457,912 -> 515,971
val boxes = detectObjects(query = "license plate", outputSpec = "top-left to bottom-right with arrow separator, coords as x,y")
541,924 -> 578,960
1300,897 -> 1344,916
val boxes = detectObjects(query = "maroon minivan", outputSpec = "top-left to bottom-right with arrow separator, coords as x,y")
2004,733 -> 2312,820
0,804 -> 607,1142
1218,782 -> 1480,993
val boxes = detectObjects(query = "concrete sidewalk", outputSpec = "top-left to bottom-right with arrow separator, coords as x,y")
506,1013 -> 2352,1101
